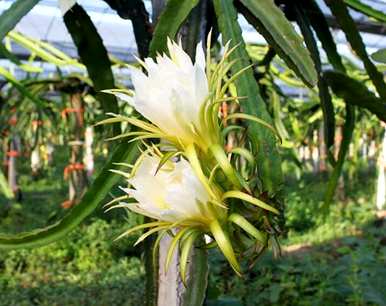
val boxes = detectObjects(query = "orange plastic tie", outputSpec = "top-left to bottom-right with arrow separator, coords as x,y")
7,150 -> 19,157
8,117 -> 17,126
335,134 -> 343,142
64,163 -> 85,179
61,200 -> 75,209
221,102 -> 228,119
32,120 -> 43,127
61,108 -> 84,119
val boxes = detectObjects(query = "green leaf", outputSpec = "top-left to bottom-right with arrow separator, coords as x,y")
239,0 -> 317,87
372,48 -> 386,64
0,142 -> 138,249
293,3 -> 335,152
8,32 -> 82,67
302,0 -> 346,73
0,42 -> 22,65
271,91 -> 289,141
324,70 -> 386,122
63,4 -> 120,134
322,71 -> 360,210
323,106 -> 355,209
0,0 -> 39,40
344,0 -> 386,23
0,66 -> 46,108
104,0 -> 152,58
149,0 -> 200,57
0,169 -> 14,200
213,0 -> 283,195
0,43 -> 42,73
325,0 -> 386,100
301,1 -> 358,204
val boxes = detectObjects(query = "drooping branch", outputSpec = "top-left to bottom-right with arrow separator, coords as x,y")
103,0 -> 153,58
63,4 -> 120,135
324,71 -> 386,122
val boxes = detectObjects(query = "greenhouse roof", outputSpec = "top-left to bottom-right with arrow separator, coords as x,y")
1,0 -> 386,57
0,0 -> 385,84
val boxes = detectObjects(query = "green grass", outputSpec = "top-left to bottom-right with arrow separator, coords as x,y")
207,164 -> 386,306
0,150 -> 385,305
0,147 -> 145,306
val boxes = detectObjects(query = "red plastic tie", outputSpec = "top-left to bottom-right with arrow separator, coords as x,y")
63,163 -> 85,179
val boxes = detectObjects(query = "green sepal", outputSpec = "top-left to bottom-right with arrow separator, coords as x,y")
225,113 -> 280,143
155,151 -> 181,175
114,221 -> 169,241
134,225 -> 171,246
185,144 -> 218,200
230,147 -> 255,166
221,125 -> 245,137
228,213 -> 266,244
103,195 -> 130,209
210,144 -> 242,189
165,227 -> 192,272
209,219 -> 241,275
179,230 -> 201,284
222,191 -> 279,215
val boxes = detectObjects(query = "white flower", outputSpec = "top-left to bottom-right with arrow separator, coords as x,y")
126,39 -> 209,146
122,154 -> 212,224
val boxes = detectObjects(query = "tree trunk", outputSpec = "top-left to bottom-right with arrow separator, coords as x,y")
360,133 -> 367,160
2,139 -> 8,177
318,123 -> 327,173
369,138 -> 377,167
158,233 -> 208,306
334,126 -> 345,201
7,138 -> 18,195
30,146 -> 41,177
46,141 -> 54,166
84,126 -> 94,178
63,92 -> 88,209
31,120 -> 43,177
157,233 -> 184,306
311,129 -> 319,174
376,125 -> 386,211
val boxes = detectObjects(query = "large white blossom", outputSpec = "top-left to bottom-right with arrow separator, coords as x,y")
127,39 -> 209,146
121,155 -> 211,223
102,40 -> 277,275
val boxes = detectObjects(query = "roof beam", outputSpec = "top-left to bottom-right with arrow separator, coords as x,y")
325,15 -> 386,36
